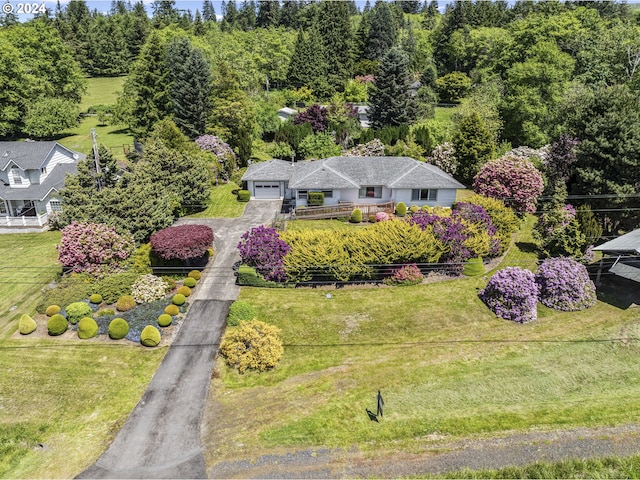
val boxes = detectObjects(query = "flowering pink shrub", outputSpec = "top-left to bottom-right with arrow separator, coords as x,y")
472,154 -> 544,215
427,142 -> 458,175
375,212 -> 390,222
150,224 -> 214,261
383,264 -> 424,286
195,134 -> 236,179
58,222 -> 135,277
535,257 -> 596,311
478,267 -> 538,323
237,226 -> 290,282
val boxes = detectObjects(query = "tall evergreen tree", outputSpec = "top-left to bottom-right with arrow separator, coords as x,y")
369,47 -> 418,129
87,14 -> 129,76
167,38 -> 212,138
202,0 -> 216,21
124,1 -> 150,60
221,0 -> 238,30
238,0 -> 256,30
451,111 -> 495,185
286,27 -> 327,89
317,0 -> 355,90
257,0 -> 279,27
193,10 -> 205,35
152,0 -> 180,28
279,0 -> 300,28
365,1 -> 398,60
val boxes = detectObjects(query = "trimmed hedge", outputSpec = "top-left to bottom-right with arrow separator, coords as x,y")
45,305 -> 61,317
116,295 -> 136,312
48,314 -> 68,336
93,272 -> 139,304
237,190 -> 250,202
308,191 -> 324,206
19,314 -> 37,335
108,318 -> 129,339
227,301 -> 256,326
188,270 -> 202,280
78,317 -> 99,339
89,293 -> 103,304
96,309 -> 115,317
164,304 -> 180,316
395,202 -> 407,217
462,257 -> 484,276
183,277 -> 197,288
176,285 -> 191,297
66,301 -> 93,325
157,314 -> 173,327
350,208 -> 362,223
140,325 -> 161,347
236,265 -> 282,288
150,224 -> 214,261
172,294 -> 186,306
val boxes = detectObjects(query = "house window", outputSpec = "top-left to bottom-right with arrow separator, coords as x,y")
322,190 -> 333,199
41,167 -> 47,174
411,189 -> 438,201
359,186 -> 382,198
11,167 -> 22,185
49,200 -> 63,212
297,190 -> 308,200
0,202 -> 7,215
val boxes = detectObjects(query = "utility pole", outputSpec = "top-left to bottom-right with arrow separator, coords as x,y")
90,128 -> 102,191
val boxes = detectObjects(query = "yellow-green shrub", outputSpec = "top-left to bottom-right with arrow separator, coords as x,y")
157,314 -> 172,327
65,301 -> 93,325
395,202 -> 407,217
47,314 -> 68,336
188,270 -> 202,280
219,320 -> 283,373
89,293 -> 103,304
19,314 -> 37,335
164,304 -> 180,316
108,318 -> 129,340
183,277 -> 197,288
140,325 -> 161,347
172,294 -> 186,306
176,285 -> 191,297
78,317 -> 99,339
116,295 -> 136,312
464,194 -> 519,253
45,305 -> 61,317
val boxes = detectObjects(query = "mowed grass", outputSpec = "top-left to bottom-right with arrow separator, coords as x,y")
57,115 -> 134,160
203,219 -> 640,465
79,76 -> 126,113
0,231 -> 165,478
187,183 -> 247,218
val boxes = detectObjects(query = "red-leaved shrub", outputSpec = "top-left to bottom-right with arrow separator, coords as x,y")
150,224 -> 214,261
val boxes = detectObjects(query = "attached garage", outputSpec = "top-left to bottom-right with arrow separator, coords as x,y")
254,182 -> 282,199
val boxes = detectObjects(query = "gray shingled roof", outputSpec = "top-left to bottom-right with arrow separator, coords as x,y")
0,141 -> 68,170
242,156 -> 465,190
593,229 -> 640,254
0,161 -> 76,201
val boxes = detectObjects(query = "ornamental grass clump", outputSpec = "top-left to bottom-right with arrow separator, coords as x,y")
131,274 -> 168,304
479,267 -> 539,323
535,257 -> 596,311
383,264 -> 424,286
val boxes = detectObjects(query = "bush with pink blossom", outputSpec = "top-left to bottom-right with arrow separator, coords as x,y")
472,154 -> 544,215
345,138 -> 386,157
478,267 -> 538,323
375,212 -> 390,222
57,222 -> 135,278
426,142 -> 458,176
383,264 -> 424,286
535,257 -> 596,311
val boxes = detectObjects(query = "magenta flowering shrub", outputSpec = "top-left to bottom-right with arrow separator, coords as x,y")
479,267 -> 539,323
472,154 -> 544,215
58,222 -> 135,277
427,142 -> 458,176
375,212 -> 390,222
535,257 -> 596,311
237,226 -> 290,282
150,224 -> 214,261
345,138 -> 385,157
383,264 -> 424,286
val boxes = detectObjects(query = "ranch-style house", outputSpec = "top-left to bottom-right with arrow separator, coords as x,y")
242,156 -> 465,208
0,141 -> 83,228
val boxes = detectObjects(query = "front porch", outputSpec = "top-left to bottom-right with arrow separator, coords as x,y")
0,211 -> 49,229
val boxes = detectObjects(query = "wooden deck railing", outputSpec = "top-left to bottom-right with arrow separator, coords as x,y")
293,201 -> 395,220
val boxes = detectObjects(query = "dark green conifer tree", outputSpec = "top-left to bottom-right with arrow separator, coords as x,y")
256,0 -> 279,27
317,0 -> 354,90
364,1 -> 398,60
202,0 -> 216,21
451,111 -> 495,185
286,27 -> 327,89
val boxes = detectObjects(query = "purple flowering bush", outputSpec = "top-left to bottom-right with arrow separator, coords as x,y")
473,154 -> 544,215
58,222 -> 135,278
535,257 -> 596,311
479,267 -> 539,323
195,135 -> 237,179
238,226 -> 290,282
383,264 -> 424,286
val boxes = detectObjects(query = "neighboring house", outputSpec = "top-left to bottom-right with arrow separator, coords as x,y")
356,105 -> 370,128
0,141 -> 84,228
242,156 -> 465,208
277,107 -> 298,122
593,229 -> 640,284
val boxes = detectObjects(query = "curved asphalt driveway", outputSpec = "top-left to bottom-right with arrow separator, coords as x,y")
78,200 -> 282,479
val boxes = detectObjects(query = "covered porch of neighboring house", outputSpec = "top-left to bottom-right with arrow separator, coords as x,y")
0,198 -> 50,227
593,229 -> 640,285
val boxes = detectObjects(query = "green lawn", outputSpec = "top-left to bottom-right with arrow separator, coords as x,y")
0,232 -> 165,478
186,183 -> 247,218
434,105 -> 459,123
79,76 -> 126,113
203,218 -> 640,466
57,115 -> 134,160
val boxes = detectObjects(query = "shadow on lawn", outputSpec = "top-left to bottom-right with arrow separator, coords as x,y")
515,241 -> 538,254
593,271 -> 640,310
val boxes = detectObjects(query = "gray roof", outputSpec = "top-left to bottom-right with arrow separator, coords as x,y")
242,159 -> 294,181
0,161 -> 77,201
593,229 -> 640,254
242,156 -> 465,190
0,141 -> 81,170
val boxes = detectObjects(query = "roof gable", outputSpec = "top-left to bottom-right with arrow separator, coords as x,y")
0,141 -> 81,171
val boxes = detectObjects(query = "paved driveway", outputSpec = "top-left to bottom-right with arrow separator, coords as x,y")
78,200 -> 282,479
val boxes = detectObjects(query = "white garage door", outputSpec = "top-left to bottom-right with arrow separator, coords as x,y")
254,182 -> 281,199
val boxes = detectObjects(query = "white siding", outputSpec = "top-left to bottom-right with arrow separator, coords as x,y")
393,188 -> 458,208
40,148 -> 76,183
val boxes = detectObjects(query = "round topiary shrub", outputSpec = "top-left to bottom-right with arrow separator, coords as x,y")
183,277 -> 197,288
535,257 -> 597,311
108,318 -> 129,340
188,270 -> 202,280
350,208 -> 362,223
140,325 -> 161,347
462,257 -> 484,276
227,301 -> 257,326
479,267 -> 538,323
172,293 -> 186,306
176,285 -> 191,297
395,202 -> 407,217
48,314 -> 68,336
89,293 -> 103,304
19,314 -> 37,335
164,304 -> 180,316
65,301 -> 94,325
367,215 -> 376,223
157,313 -> 173,327
237,190 -> 250,202
409,205 -> 420,213
116,295 -> 136,312
45,305 -> 61,317
219,320 -> 283,373
78,317 -> 99,339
